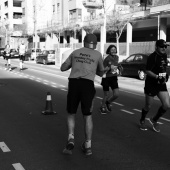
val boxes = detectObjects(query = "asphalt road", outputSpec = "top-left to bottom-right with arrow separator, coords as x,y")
0,58 -> 170,170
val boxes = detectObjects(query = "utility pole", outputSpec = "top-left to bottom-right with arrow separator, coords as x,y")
100,0 -> 106,58
34,4 -> 37,58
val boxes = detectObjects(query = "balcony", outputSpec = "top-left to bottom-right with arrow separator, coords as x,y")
82,0 -> 103,9
150,3 -> 170,14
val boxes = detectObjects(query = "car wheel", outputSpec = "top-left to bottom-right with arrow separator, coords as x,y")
138,70 -> 145,80
43,59 -> 47,65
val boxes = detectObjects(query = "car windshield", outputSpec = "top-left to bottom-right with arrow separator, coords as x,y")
32,49 -> 41,52
49,50 -> 55,54
11,49 -> 16,52
125,55 -> 135,62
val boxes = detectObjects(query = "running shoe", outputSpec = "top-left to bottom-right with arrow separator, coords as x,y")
105,101 -> 112,112
8,68 -> 12,71
63,138 -> 74,155
100,106 -> 107,114
148,118 -> 160,133
81,142 -> 92,156
139,120 -> 147,131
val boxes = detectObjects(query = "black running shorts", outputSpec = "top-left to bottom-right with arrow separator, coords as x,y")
144,83 -> 168,97
67,78 -> 96,116
19,54 -> 25,61
101,76 -> 118,91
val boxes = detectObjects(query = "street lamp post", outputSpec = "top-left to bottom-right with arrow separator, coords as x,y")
82,0 -> 105,56
100,1 -> 106,58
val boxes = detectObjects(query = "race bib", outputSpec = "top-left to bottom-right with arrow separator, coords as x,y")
158,73 -> 166,77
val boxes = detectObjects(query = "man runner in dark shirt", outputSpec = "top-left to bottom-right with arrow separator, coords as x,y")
140,39 -> 170,132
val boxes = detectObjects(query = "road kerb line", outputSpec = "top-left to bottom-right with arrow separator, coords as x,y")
12,163 -> 25,170
0,142 -> 11,152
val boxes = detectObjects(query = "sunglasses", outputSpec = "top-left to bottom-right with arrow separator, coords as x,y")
159,45 -> 167,49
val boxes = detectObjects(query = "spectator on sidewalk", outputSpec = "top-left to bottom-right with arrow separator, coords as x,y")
60,33 -> 107,156
140,39 -> 170,132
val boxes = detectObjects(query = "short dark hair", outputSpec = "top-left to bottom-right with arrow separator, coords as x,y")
106,45 -> 117,54
156,39 -> 169,47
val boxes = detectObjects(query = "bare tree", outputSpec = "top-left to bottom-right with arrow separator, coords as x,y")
107,10 -> 134,55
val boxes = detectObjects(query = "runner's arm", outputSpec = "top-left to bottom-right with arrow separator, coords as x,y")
60,54 -> 72,71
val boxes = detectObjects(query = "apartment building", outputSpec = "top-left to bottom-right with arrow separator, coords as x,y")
0,0 -> 23,48
1,0 -> 170,54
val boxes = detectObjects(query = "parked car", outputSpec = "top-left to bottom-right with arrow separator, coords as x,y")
36,50 -> 55,65
25,48 -> 41,60
119,53 -> 149,80
0,47 -> 5,58
10,49 -> 19,58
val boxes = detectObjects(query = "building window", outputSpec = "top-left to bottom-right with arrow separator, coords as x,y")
22,8 -> 25,16
5,1 -> 8,7
78,9 -> 82,20
33,5 -> 35,14
13,1 -> 22,7
69,9 -> 76,22
69,9 -> 82,22
57,3 -> 60,12
53,5 -> 55,13
13,12 -> 22,19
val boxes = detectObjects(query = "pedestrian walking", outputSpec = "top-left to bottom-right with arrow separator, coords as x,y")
60,33 -> 106,156
140,39 -> 170,132
18,40 -> 27,71
4,42 -> 12,71
100,45 -> 122,114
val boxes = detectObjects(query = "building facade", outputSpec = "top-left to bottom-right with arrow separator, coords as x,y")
1,0 -> 170,56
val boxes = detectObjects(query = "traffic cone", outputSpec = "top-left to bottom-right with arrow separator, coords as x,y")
42,92 -> 57,115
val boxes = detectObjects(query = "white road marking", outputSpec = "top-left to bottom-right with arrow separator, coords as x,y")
51,82 -> 57,85
43,80 -> 49,83
12,163 -> 25,170
29,76 -> 35,78
60,85 -> 66,88
36,77 -> 41,80
61,89 -> 67,91
51,85 -> 57,88
133,109 -> 170,123
160,117 -> 170,122
0,142 -> 11,152
146,118 -> 163,124
121,109 -> 134,115
133,109 -> 141,112
36,80 -> 41,82
96,96 -> 102,100
95,97 -> 124,106
113,102 -> 124,106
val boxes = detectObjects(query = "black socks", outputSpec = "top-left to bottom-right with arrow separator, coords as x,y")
140,109 -> 148,122
153,106 -> 166,122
